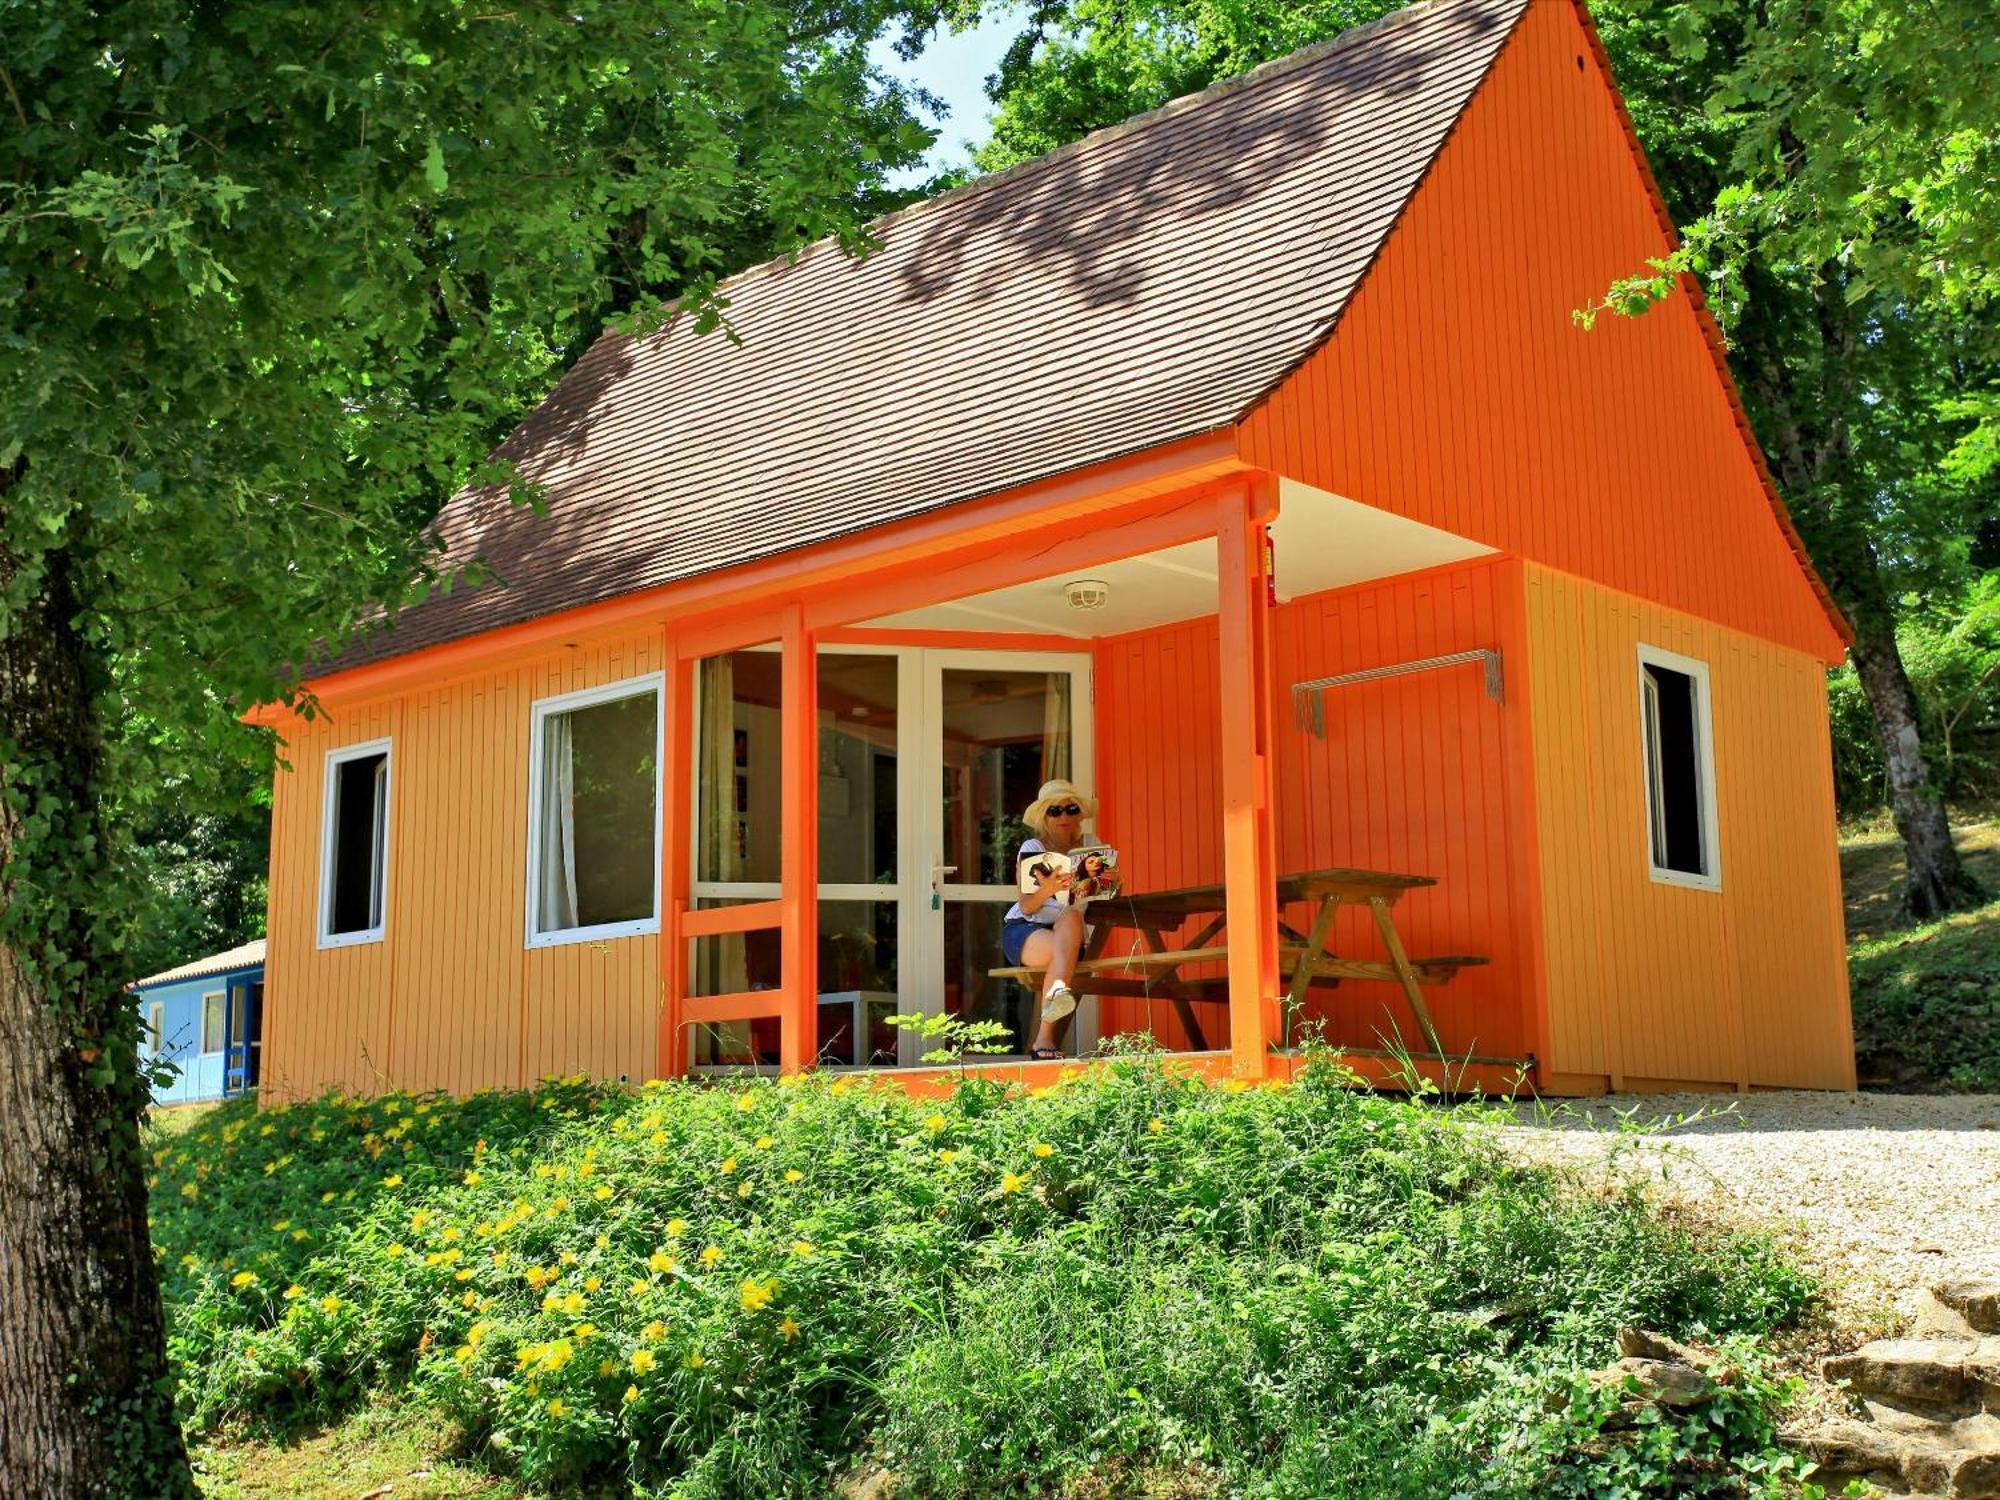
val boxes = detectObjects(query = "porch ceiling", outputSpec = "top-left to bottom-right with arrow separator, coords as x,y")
861,479 -> 1495,638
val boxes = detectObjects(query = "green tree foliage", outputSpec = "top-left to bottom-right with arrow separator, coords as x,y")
0,2 -> 940,1488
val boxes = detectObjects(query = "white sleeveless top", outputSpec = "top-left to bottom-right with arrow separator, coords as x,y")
1002,838 -> 1063,926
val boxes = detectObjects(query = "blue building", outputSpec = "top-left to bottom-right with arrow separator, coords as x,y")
133,939 -> 265,1106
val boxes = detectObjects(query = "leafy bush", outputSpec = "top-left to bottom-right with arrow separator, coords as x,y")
149,1056 -> 1816,1496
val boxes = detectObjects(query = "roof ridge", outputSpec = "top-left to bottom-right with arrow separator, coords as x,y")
703,0 -> 1474,302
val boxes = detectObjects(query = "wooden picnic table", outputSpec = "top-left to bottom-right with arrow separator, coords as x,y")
990,866 -> 1486,1056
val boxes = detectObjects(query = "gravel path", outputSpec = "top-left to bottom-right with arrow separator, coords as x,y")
1487,1091 -> 2000,1329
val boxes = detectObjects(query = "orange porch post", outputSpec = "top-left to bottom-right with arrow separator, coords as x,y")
779,604 -> 819,1071
657,636 -> 694,1080
1216,478 -> 1282,1077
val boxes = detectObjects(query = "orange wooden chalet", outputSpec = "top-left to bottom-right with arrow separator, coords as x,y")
255,0 -> 1856,1101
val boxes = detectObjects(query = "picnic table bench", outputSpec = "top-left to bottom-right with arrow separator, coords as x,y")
989,866 -> 1486,1055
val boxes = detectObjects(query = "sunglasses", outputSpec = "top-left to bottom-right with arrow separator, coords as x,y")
1048,802 -> 1084,816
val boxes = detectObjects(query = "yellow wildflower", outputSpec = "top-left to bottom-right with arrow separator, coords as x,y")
320,1296 -> 342,1315
924,1114 -> 948,1132
559,1249 -> 578,1266
283,1284 -> 304,1300
686,1351 -> 705,1369
492,1251 -> 510,1268
230,1271 -> 258,1288
779,1316 -> 801,1340
699,1246 -> 723,1268
737,1181 -> 752,1199
576,1324 -> 597,1341
736,1093 -> 756,1113
628,1279 -> 649,1297
720,1157 -> 737,1175
784,1169 -> 803,1183
592,1186 -> 612,1201
440,1227 -> 461,1243
631,1349 -> 657,1374
461,1290 -> 478,1308
937,1149 -> 958,1166
598,1357 -> 616,1377
320,1190 -> 336,1203
665,1218 -> 688,1238
754,1136 -> 773,1151
648,1250 -> 677,1274
561,1291 -> 586,1316
454,1345 -> 476,1364
642,1320 -> 666,1342
410,1209 -> 432,1232
542,1340 -> 574,1372
272,1219 -> 291,1232
790,1241 -> 815,1259
547,1399 -> 566,1417
384,1174 -> 403,1187
738,1276 -> 777,1313
623,1383 -> 639,1404
583,1276 -> 602,1293
1031,1143 -> 1054,1159
386,1243 -> 406,1258
1001,1172 -> 1025,1195
1148,1118 -> 1166,1134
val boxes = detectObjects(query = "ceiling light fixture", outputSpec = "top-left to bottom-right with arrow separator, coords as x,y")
1064,579 -> 1111,611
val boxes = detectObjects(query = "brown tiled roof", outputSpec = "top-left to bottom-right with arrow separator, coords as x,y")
332,0 -> 1529,673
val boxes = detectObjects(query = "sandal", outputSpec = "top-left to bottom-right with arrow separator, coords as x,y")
1040,981 -> 1077,1023
1030,1047 -> 1067,1062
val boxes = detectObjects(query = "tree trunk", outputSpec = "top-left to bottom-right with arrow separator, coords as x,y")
1848,610 -> 1984,921
0,534 -> 195,1497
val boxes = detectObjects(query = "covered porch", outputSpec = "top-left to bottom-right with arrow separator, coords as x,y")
656,458 -> 1536,1090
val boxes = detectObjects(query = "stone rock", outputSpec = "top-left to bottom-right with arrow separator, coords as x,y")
1825,1339 -> 1977,1409
1938,1281 -> 2000,1337
1599,1357 -> 1715,1408
1617,1326 -> 1720,1369
1793,1418 -> 1911,1485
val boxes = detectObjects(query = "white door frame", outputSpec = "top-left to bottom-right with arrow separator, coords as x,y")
906,648 -> 1096,1065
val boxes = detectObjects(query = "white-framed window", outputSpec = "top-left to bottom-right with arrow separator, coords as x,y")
1637,644 -> 1721,890
201,991 -> 226,1055
319,737 -> 392,947
526,672 -> 663,949
145,999 -> 167,1058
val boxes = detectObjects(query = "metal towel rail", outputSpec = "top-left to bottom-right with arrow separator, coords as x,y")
1291,648 -> 1504,737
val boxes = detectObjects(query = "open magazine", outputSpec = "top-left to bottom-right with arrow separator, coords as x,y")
1017,844 -> 1122,908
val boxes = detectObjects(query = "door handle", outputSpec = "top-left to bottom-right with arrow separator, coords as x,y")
930,864 -> 958,909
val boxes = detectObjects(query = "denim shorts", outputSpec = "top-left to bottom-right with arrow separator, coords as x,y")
1000,916 -> 1049,966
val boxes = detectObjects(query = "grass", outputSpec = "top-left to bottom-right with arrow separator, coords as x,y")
154,1054 -> 1821,1498
1841,813 -> 2000,1091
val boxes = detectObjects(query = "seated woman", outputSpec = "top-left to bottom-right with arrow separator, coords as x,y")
998,778 -> 1099,1061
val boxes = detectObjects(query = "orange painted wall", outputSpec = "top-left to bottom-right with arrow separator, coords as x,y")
1522,563 -> 1853,1089
1238,0 -> 1846,666
262,629 -> 664,1101
1095,557 -> 1537,1064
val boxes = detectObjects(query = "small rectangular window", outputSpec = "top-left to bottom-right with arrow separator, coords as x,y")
320,739 -> 391,946
1638,646 -> 1719,888
146,1000 -> 166,1057
528,675 -> 662,946
201,992 -> 226,1054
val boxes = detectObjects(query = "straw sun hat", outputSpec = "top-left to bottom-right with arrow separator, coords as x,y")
1023,778 -> 1098,831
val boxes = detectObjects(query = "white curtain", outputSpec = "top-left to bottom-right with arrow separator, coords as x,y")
537,712 -> 579,931
1041,671 -> 1072,783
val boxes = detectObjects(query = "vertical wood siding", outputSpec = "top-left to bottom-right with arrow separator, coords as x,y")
1523,563 -> 1853,1089
1094,558 -> 1535,1063
262,630 -> 662,1100
1238,0 -> 1845,666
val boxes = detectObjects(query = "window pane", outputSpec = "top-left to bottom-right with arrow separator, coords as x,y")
1641,662 -> 1706,876
329,752 -> 387,934
817,900 -> 898,1066
695,653 -> 782,886
202,994 -> 225,1053
537,690 -> 657,933
818,655 -> 899,885
940,669 -> 1073,886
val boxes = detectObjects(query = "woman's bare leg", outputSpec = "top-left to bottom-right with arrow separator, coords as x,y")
1021,908 -> 1085,1053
